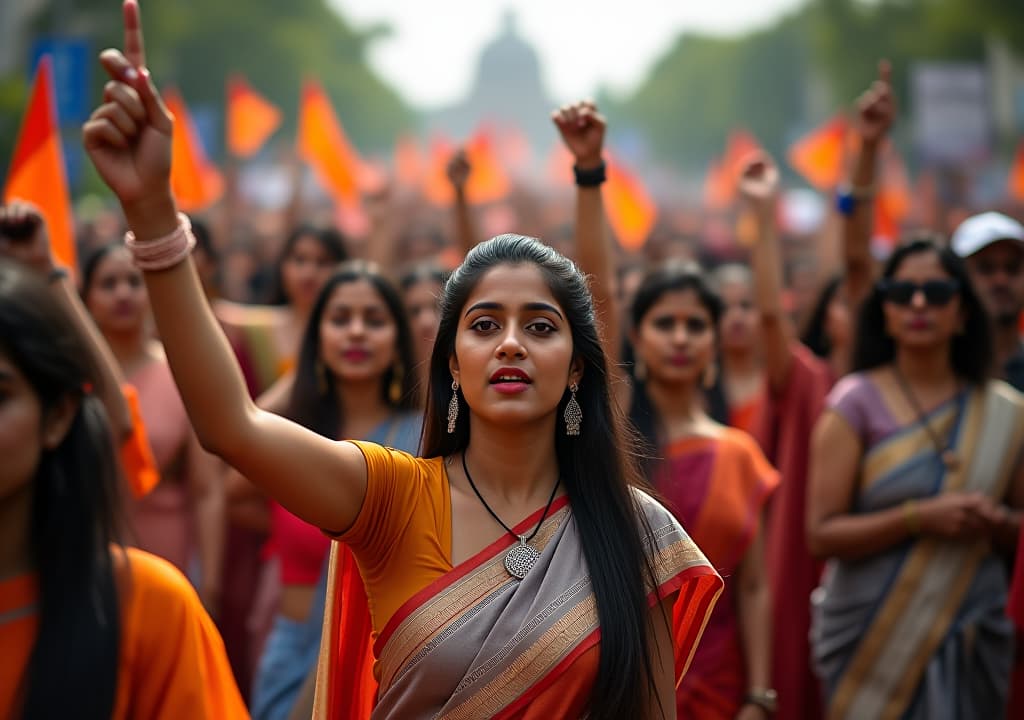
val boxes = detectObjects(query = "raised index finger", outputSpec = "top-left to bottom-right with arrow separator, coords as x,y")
124,0 -> 146,68
878,59 -> 892,86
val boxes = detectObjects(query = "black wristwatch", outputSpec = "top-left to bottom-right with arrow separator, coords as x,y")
745,687 -> 778,714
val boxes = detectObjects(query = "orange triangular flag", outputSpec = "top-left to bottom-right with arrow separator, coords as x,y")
605,155 -> 657,251
1010,141 -> 1024,202
164,89 -> 224,212
394,135 -> 424,188
3,57 -> 75,271
787,115 -> 850,190
297,80 -> 364,208
464,126 -> 511,204
702,158 -> 733,210
422,135 -> 456,206
227,75 -> 282,158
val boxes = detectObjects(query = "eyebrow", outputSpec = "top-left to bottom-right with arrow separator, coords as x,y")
464,301 -> 564,320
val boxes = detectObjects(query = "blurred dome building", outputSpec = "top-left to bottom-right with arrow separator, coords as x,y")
427,11 -> 556,153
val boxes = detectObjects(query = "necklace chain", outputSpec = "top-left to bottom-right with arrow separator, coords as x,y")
461,452 -> 560,545
891,366 -> 959,462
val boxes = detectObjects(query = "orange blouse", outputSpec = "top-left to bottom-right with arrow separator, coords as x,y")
0,547 -> 247,719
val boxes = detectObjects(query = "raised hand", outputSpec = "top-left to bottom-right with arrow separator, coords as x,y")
855,60 -> 896,146
446,149 -> 471,193
551,100 -> 605,169
0,201 -> 54,274
737,153 -> 780,212
83,0 -> 174,216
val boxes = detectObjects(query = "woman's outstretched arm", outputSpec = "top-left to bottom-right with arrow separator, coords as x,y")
82,0 -> 368,534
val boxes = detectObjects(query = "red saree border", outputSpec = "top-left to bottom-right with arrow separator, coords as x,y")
374,494 -> 572,656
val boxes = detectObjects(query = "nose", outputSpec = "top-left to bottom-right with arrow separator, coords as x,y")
671,322 -> 689,345
909,289 -> 928,309
495,326 -> 527,359
347,316 -> 367,336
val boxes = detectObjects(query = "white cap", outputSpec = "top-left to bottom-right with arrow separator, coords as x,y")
951,211 -> 1024,258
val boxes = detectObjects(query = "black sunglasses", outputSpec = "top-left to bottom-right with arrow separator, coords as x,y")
878,279 -> 960,306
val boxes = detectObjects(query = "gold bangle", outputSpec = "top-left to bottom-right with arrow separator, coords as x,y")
902,499 -> 921,535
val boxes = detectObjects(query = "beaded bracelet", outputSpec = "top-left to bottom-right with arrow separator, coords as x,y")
125,212 -> 196,271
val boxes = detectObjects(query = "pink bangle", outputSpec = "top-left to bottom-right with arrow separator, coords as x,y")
124,212 -> 196,271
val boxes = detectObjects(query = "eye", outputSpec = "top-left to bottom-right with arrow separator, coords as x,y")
470,318 -> 499,332
527,320 -> 556,334
652,316 -> 674,331
686,318 -> 709,333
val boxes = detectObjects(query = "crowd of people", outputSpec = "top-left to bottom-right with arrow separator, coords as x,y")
3,1 -> 1024,718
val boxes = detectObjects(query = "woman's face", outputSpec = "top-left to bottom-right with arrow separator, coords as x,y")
84,247 -> 148,335
319,279 -> 398,386
718,279 -> 758,353
882,250 -> 963,351
635,288 -> 716,387
282,235 -> 336,310
404,279 -> 442,368
451,263 -> 580,431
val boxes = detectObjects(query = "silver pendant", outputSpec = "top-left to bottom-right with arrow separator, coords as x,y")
504,536 -> 540,579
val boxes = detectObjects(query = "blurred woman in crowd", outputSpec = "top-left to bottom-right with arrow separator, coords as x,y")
0,259 -> 246,718
82,243 -> 225,610
564,102 -> 778,720
809,236 -> 1024,719
244,262 -> 421,720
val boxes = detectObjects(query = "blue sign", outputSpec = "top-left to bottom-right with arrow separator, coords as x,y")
30,37 -> 91,125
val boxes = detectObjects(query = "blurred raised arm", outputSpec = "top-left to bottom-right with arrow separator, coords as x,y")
81,0 -> 369,535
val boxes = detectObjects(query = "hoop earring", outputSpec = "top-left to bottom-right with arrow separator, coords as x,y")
316,360 -> 328,395
389,364 -> 404,405
564,382 -> 582,436
702,362 -> 718,390
447,380 -> 460,434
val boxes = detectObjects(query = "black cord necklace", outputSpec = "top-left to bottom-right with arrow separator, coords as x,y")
891,366 -> 961,471
462,452 -> 561,579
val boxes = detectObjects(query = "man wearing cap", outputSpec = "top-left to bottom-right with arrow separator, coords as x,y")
952,211 -> 1024,390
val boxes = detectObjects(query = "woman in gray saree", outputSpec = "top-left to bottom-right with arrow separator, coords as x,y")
807,236 -> 1024,719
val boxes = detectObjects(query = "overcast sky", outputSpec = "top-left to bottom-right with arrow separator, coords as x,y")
330,0 -> 806,108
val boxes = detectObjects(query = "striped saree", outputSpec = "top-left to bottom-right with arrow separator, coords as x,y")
813,380 -> 1024,720
313,490 -> 723,719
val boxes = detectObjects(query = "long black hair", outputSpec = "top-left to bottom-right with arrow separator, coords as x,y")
801,274 -> 842,359
286,261 -> 418,438
267,225 -> 348,306
0,260 -> 122,719
628,262 -> 728,459
420,234 -> 666,720
852,235 -> 993,385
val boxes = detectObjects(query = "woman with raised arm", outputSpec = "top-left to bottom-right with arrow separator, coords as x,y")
82,241 -> 225,611
558,101 -> 778,720
0,260 -> 247,719
83,4 -> 722,718
807,235 -> 1024,719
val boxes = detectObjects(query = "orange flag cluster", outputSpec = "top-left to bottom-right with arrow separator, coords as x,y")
3,57 -> 76,271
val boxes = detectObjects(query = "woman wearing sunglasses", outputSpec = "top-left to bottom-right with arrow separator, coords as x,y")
807,235 -> 1024,719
